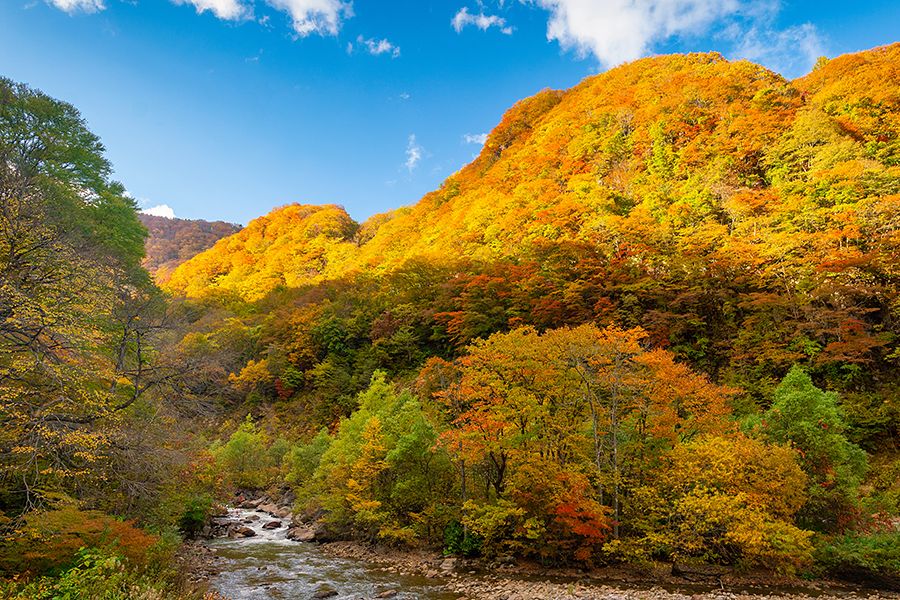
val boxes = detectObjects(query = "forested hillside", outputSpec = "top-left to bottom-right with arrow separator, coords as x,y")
1,44 -> 898,596
170,45 -> 899,427
164,46 -> 899,582
139,213 -> 240,281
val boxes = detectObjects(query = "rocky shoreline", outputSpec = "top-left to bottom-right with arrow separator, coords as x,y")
319,542 -> 899,600
196,493 -> 899,600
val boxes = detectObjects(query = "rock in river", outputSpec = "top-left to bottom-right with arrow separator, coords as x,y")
230,526 -> 256,538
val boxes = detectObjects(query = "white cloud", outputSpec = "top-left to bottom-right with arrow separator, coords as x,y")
405,134 -> 423,173
529,0 -> 749,67
398,92 -> 411,100
46,0 -> 105,13
524,0 -> 823,74
172,0 -> 248,19
464,132 -> 488,145
265,0 -> 353,36
355,35 -> 401,58
732,23 -> 823,77
141,204 -> 177,219
452,7 -> 513,34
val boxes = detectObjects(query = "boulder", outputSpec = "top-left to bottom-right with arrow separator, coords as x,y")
259,503 -> 279,514
274,507 -> 292,519
231,526 -> 256,538
312,586 -> 338,599
440,557 -> 457,571
310,522 -> 337,542
286,526 -> 316,542
376,590 -> 398,598
262,520 -> 282,530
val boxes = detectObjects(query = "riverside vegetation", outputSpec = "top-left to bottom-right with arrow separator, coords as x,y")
1,44 -> 899,597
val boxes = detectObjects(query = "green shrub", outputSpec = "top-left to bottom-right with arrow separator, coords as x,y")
443,520 -> 482,557
178,495 -> 213,538
211,415 -> 272,489
815,532 -> 900,587
0,547 -> 205,599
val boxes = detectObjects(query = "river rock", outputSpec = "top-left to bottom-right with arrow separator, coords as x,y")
376,590 -> 398,598
286,526 -> 316,542
274,506 -> 292,519
440,557 -> 457,571
231,526 -> 256,538
311,522 -> 337,542
262,520 -> 281,530
311,585 -> 338,598
259,502 -> 279,514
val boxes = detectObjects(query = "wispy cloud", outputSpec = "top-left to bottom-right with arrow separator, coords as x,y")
172,0 -> 248,20
142,204 -> 177,219
46,0 -> 105,13
49,0 -> 356,38
405,134 -> 423,173
452,6 -> 513,34
351,35 -> 401,58
525,0 -> 824,75
463,132 -> 488,145
731,22 -> 823,76
265,0 -> 353,36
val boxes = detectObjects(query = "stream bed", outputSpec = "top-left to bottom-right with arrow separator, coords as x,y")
208,508 -> 458,600
207,508 -> 894,600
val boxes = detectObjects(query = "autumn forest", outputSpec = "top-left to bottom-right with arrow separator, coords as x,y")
1,43 -> 899,598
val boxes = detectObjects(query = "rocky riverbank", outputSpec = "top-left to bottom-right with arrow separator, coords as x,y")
199,494 -> 899,600
319,542 -> 899,600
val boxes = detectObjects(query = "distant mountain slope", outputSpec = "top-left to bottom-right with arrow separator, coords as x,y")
169,44 -> 899,299
165,45 -> 899,409
139,213 -> 240,280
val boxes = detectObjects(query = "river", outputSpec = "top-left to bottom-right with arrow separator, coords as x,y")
208,508 -> 458,599
208,509 -> 891,600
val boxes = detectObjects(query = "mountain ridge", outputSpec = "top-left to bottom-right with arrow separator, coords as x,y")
168,44 -> 898,301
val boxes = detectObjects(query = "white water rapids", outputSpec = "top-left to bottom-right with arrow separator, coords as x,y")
208,508 -> 458,599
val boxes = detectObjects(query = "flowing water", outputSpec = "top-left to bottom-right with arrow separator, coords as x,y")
208,508 -> 458,600
208,509 -> 877,600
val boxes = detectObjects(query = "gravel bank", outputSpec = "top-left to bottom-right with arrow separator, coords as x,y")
320,542 -> 899,600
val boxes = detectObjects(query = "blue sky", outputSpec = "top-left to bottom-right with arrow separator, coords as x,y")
1,1 -> 897,225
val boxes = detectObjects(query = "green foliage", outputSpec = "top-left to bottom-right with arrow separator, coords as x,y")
211,415 -> 272,489
814,532 -> 900,586
0,548 -> 202,600
443,521 -> 482,557
177,496 -> 213,539
304,372 -> 454,545
762,366 -> 868,531
461,500 -> 528,558
286,429 -> 333,486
